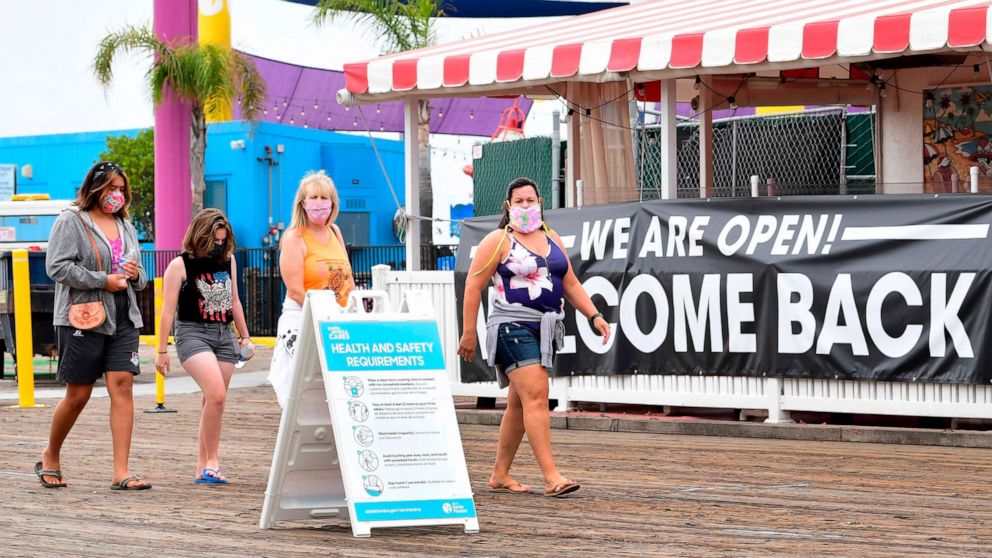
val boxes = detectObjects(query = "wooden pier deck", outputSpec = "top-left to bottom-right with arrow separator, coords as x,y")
1,386 -> 990,557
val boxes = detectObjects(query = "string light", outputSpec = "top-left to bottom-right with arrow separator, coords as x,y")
379,123 -> 385,131
290,117 -> 295,124
326,114 -> 332,121
693,76 -> 701,90
353,116 -> 358,127
879,82 -> 887,98
313,100 -> 319,109
469,110 -> 475,119
376,104 -> 382,114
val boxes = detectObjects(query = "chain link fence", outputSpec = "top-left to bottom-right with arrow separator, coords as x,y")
473,137 -> 555,216
637,108 -> 876,199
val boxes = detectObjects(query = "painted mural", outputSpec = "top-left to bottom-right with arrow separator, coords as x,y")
924,85 -> 992,193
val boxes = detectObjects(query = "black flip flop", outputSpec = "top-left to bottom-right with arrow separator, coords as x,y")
34,461 -> 66,489
111,476 -> 152,491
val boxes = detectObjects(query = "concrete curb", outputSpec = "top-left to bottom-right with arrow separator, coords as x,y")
455,409 -> 992,449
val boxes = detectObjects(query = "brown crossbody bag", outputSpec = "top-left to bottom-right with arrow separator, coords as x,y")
67,211 -> 108,331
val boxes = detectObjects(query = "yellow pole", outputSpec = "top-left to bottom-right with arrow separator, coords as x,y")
146,276 -> 175,413
12,249 -> 36,408
154,277 -> 165,405
199,0 -> 233,122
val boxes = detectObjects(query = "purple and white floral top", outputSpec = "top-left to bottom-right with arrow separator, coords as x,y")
491,233 -> 567,329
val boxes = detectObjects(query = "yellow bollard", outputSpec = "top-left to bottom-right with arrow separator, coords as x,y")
11,249 -> 41,408
145,276 -> 175,413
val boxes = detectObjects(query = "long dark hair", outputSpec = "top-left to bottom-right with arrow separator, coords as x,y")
75,161 -> 131,219
496,176 -> 543,229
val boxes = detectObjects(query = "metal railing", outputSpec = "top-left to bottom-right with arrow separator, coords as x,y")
136,244 -> 458,336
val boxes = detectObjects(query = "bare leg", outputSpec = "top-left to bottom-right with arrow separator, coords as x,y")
183,352 -> 231,480
489,383 -> 530,492
509,364 -> 573,493
39,383 -> 94,486
106,371 -> 147,488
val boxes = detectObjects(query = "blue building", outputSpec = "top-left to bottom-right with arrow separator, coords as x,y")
0,121 -> 405,250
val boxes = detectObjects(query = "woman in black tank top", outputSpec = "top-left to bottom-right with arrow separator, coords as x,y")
156,209 -> 255,484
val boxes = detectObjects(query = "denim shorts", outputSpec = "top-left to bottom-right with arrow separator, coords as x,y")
174,320 -> 239,364
495,322 -> 544,374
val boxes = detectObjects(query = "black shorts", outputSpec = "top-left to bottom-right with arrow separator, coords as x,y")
56,293 -> 140,384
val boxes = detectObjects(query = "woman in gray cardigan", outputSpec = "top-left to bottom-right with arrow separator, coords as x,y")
35,161 -> 150,491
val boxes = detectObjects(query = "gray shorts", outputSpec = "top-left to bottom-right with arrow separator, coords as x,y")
174,321 -> 239,364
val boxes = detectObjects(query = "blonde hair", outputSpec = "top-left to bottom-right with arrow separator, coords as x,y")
288,170 -> 340,232
182,208 -> 235,260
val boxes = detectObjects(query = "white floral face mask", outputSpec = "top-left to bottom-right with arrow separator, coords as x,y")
507,204 -> 542,233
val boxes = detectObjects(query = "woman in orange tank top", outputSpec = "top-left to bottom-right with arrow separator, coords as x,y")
268,171 -> 355,406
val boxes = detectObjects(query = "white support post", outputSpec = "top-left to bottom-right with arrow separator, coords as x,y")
660,79 -> 678,200
971,166 -> 979,193
765,377 -> 793,424
750,175 -> 760,198
565,110 -> 581,207
698,77 -> 714,199
371,264 -> 391,291
404,98 -> 421,271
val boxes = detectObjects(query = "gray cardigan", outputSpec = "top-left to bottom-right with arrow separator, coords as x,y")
46,207 -> 148,335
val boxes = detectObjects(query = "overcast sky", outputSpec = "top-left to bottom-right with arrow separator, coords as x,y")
0,0 -> 565,138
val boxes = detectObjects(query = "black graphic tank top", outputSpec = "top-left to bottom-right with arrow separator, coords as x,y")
177,254 -> 234,323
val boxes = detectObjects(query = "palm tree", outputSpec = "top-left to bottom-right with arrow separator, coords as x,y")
314,0 -> 448,250
94,25 -> 266,215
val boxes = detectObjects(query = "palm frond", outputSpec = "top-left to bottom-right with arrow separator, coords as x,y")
312,0 -> 444,53
93,25 -> 173,87
231,51 -> 267,121
97,25 -> 266,123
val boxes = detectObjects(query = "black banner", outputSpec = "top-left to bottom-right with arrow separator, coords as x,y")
455,195 -> 992,385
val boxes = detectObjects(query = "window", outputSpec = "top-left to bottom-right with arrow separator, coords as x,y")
205,179 -> 227,213
335,212 -> 370,245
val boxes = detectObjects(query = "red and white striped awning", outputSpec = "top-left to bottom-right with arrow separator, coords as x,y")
342,0 -> 992,100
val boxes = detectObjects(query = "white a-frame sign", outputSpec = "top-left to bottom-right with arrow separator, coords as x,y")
260,290 -> 479,537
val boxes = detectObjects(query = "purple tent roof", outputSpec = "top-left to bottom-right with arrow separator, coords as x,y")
234,53 -> 531,136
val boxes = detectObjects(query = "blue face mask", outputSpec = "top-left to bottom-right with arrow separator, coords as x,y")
209,243 -> 224,258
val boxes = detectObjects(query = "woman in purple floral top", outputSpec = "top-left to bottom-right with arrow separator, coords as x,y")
459,177 -> 609,498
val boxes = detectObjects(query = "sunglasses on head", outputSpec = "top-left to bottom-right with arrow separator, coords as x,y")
92,162 -> 122,180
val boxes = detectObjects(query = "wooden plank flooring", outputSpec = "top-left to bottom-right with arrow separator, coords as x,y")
1,386 -> 990,557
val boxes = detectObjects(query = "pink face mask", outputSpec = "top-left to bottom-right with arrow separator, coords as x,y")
101,191 -> 125,214
507,204 -> 542,233
303,199 -> 333,225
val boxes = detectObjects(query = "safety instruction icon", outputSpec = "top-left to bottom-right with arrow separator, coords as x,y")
358,450 -> 379,472
353,425 -> 374,447
343,376 -> 364,397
